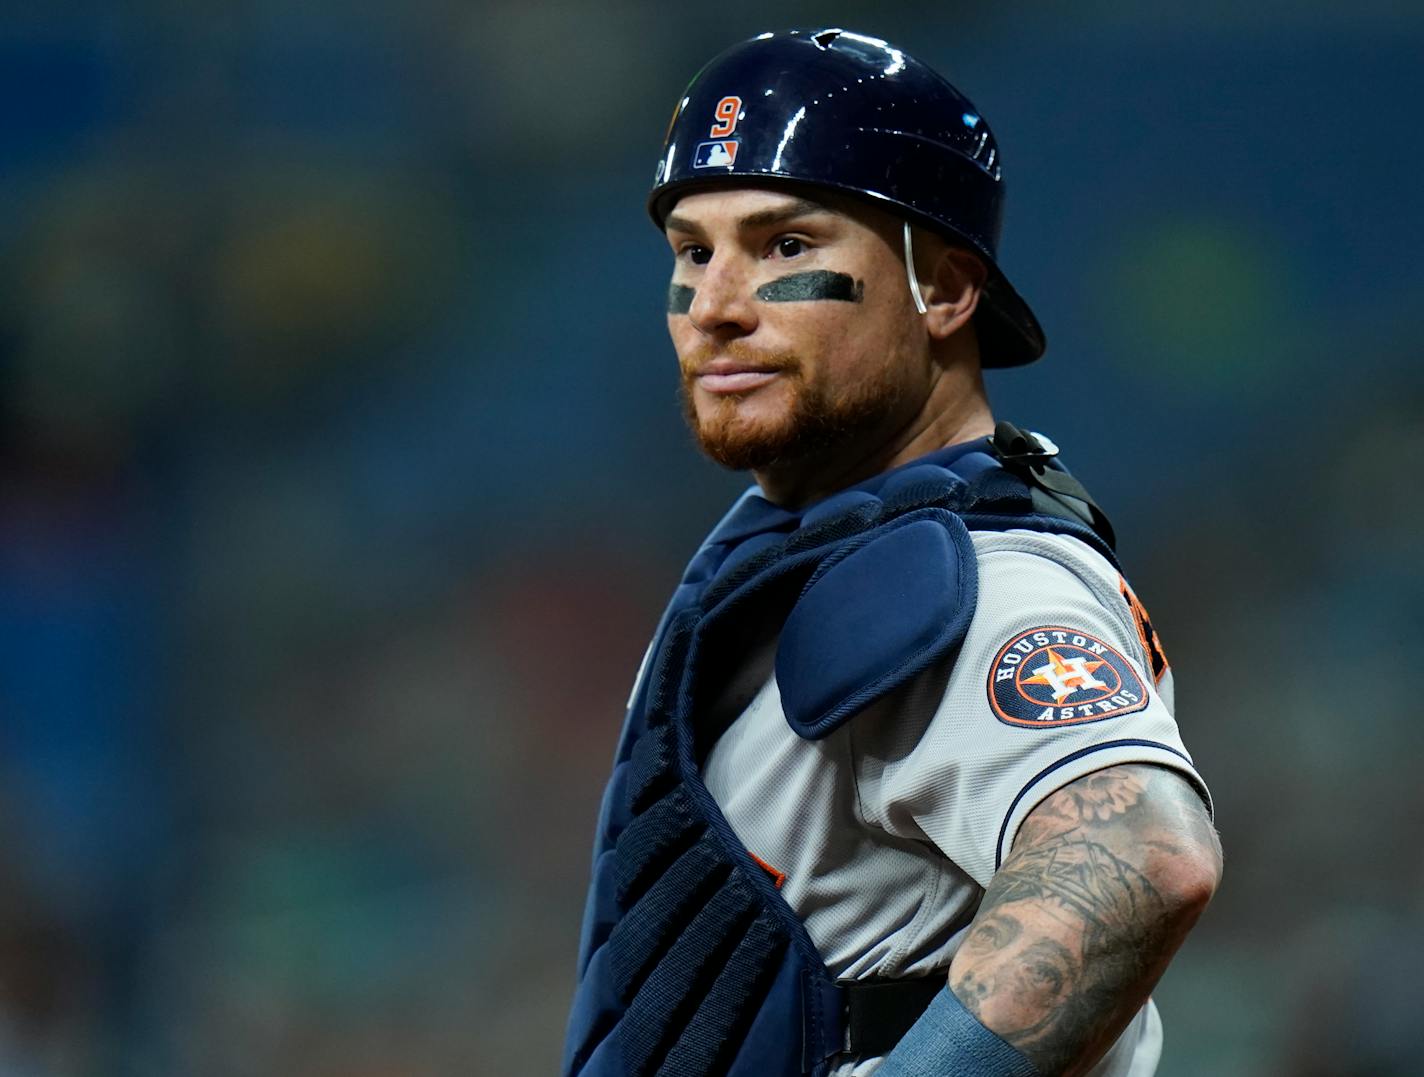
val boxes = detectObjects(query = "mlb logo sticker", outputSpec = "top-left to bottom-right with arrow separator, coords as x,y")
693,140 -> 739,168
987,626 -> 1148,728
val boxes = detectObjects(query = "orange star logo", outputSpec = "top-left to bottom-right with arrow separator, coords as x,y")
1022,647 -> 1109,703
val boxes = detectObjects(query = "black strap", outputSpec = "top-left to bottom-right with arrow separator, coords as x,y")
989,420 -> 1118,551
842,975 -> 946,1056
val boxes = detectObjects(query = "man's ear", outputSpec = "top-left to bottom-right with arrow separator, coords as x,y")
922,245 -> 987,341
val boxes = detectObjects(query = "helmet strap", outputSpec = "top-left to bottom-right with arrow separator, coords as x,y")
902,221 -> 929,315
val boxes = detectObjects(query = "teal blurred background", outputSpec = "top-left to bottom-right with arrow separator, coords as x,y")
0,3 -> 1420,1074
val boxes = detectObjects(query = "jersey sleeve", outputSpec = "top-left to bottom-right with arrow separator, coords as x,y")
848,529 -> 1212,889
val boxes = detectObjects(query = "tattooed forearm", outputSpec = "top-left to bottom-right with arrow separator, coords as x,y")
949,765 -> 1221,1077
954,836 -> 1169,1071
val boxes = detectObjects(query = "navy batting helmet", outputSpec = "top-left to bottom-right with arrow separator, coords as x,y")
649,28 -> 1044,368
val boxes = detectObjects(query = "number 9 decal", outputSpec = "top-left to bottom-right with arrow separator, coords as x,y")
709,96 -> 742,138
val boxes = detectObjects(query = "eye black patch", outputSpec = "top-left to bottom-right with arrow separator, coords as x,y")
667,283 -> 695,314
756,271 -> 864,303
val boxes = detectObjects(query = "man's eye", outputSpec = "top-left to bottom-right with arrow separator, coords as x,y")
685,246 -> 712,265
775,237 -> 805,258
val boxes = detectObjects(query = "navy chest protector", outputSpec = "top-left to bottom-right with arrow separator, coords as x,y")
564,434 -> 1116,1076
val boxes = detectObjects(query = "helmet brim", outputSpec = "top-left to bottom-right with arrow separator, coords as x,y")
976,269 -> 1045,369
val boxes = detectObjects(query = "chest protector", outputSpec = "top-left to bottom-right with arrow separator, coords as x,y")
564,432 -> 1116,1076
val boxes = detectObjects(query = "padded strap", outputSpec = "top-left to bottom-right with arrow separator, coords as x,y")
989,420 -> 1117,550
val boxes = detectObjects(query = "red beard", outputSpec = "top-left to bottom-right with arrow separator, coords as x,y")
679,341 -> 904,472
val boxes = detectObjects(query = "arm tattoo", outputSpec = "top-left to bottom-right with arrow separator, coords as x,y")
950,765 -> 1219,1077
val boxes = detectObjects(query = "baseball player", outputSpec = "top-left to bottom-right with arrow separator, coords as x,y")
565,29 -> 1221,1077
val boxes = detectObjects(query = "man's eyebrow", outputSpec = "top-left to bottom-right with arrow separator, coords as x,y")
664,198 -> 835,237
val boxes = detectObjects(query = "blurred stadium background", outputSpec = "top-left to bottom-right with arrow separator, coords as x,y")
0,2 -> 1420,1074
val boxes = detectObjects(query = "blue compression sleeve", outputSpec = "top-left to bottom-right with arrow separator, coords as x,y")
874,985 -> 1041,1076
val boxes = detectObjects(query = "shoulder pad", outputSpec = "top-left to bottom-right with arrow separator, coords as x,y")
775,507 -> 978,740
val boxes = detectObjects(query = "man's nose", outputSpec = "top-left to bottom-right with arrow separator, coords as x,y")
688,255 -> 759,338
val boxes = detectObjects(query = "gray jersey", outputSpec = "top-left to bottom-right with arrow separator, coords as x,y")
699,528 -> 1211,1076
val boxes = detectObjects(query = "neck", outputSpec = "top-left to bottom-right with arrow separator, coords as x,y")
753,359 -> 994,509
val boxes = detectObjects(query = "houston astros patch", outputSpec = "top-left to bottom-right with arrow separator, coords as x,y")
988,626 -> 1148,727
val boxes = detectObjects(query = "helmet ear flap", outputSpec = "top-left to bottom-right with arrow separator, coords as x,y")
648,29 -> 1046,367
